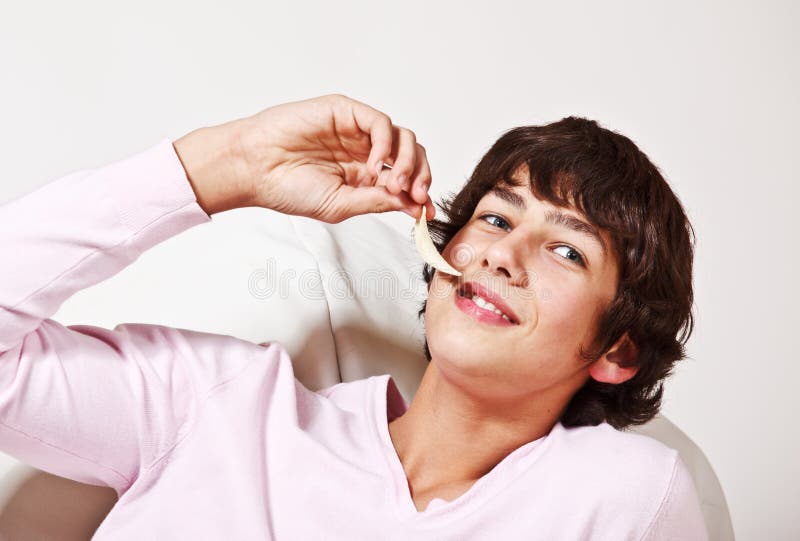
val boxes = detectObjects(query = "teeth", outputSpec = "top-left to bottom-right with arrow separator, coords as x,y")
470,294 -> 511,321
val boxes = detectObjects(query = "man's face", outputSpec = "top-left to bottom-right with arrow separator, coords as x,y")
423,177 -> 620,404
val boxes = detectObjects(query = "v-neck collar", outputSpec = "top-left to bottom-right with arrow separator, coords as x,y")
369,374 -> 560,523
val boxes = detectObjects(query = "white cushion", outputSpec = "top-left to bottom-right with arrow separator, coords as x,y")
290,213 -> 429,399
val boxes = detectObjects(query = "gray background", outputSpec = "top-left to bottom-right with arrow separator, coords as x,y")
1,1 -> 797,539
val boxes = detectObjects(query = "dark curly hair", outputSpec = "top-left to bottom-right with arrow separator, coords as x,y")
416,117 -> 695,430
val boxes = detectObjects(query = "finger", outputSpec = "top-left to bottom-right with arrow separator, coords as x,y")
424,196 -> 436,220
405,196 -> 435,221
347,98 -> 394,180
375,164 -> 396,192
336,184 -> 419,220
406,143 -> 432,205
389,127 -> 418,193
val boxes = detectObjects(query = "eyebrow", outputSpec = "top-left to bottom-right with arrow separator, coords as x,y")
487,186 -> 608,257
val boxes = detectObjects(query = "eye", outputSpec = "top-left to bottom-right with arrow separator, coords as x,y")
479,213 -> 511,231
552,245 -> 586,267
479,213 -> 587,268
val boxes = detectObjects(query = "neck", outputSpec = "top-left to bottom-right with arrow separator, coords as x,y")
388,360 -> 583,494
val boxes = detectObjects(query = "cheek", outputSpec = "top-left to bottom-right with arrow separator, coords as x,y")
423,272 -> 452,330
442,230 -> 482,269
423,285 -> 467,365
536,283 -> 595,337
539,287 -> 608,367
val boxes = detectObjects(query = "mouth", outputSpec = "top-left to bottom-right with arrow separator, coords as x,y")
454,282 -> 520,326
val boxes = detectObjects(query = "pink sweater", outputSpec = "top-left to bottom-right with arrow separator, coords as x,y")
0,140 -> 708,540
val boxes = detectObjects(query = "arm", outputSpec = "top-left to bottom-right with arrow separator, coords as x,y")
0,94 -> 434,497
0,139 -> 221,495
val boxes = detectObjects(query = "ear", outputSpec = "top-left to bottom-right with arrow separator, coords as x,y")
588,332 -> 640,384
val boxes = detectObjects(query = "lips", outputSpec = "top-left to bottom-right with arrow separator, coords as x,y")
457,281 -> 520,325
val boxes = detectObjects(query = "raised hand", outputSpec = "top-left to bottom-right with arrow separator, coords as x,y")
174,94 -> 435,222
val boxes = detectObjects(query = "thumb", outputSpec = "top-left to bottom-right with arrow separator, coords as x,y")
336,185 -> 419,219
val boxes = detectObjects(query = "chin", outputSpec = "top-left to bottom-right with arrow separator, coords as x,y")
427,331 -> 503,378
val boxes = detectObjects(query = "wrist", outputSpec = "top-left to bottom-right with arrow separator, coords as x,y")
173,122 -> 253,215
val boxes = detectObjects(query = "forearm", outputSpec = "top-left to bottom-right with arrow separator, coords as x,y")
173,119 -> 254,216
0,139 -> 211,353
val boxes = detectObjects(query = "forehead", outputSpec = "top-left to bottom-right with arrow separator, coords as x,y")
483,164 -> 580,216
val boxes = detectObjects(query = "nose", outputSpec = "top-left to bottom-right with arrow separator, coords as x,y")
482,230 -> 532,288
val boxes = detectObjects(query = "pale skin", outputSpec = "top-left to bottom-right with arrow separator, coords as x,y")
174,94 -> 640,512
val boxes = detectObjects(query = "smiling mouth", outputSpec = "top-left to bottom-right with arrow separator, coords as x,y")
454,287 -> 519,326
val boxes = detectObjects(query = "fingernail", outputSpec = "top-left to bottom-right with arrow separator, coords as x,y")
397,174 -> 407,191
375,161 -> 383,176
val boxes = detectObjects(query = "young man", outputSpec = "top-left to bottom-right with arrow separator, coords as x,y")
393,118 -> 697,520
0,94 -> 707,539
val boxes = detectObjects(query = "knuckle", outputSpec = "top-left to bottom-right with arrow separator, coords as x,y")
398,158 -> 415,175
326,94 -> 352,110
402,127 -> 417,143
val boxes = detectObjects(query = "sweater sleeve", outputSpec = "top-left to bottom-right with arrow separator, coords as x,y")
641,454 -> 710,541
0,140 -> 264,497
